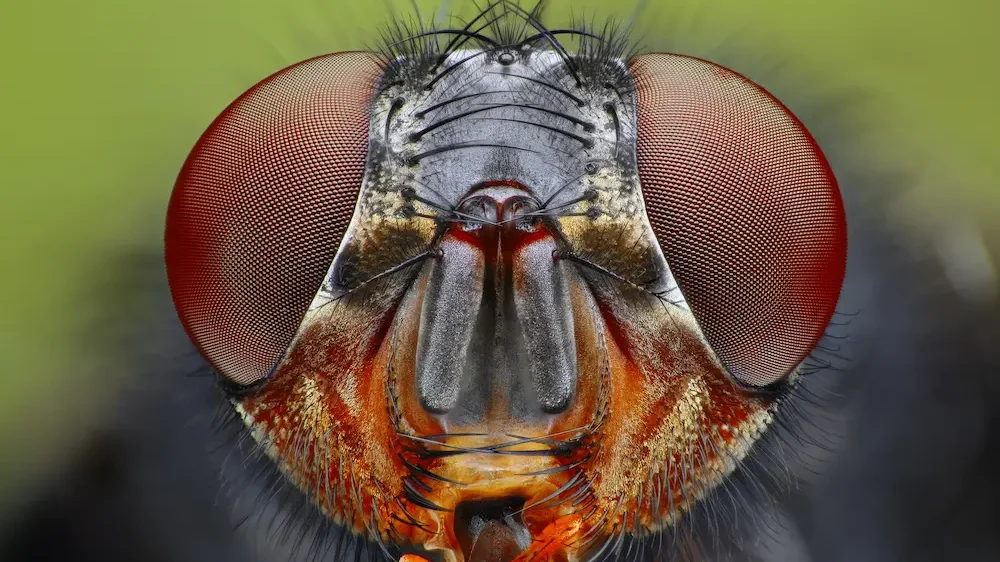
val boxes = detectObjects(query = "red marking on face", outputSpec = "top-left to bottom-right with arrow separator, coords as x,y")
468,179 -> 532,192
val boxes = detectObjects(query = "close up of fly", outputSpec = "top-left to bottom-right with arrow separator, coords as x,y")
164,2 -> 847,561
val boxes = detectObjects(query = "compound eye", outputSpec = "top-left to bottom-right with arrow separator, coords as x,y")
165,52 -> 381,386
631,54 -> 847,388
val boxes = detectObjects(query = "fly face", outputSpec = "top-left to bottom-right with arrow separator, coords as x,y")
165,6 -> 846,562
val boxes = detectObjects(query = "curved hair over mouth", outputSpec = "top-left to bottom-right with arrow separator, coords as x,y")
163,2 -> 847,561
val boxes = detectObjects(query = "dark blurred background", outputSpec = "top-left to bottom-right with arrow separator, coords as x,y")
1,0 -> 998,560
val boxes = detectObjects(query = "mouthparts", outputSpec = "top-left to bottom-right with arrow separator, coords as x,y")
400,497 -> 530,562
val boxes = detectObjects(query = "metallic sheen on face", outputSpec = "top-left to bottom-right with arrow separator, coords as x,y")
367,49 -> 641,222
352,48 -> 682,424
415,185 -> 579,419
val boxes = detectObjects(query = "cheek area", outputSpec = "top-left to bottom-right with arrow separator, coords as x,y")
234,232 -> 779,562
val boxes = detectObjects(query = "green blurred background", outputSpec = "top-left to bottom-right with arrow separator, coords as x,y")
1,0 -> 997,518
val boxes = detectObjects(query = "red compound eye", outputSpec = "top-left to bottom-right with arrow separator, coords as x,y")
630,53 -> 847,387
165,52 -> 381,386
